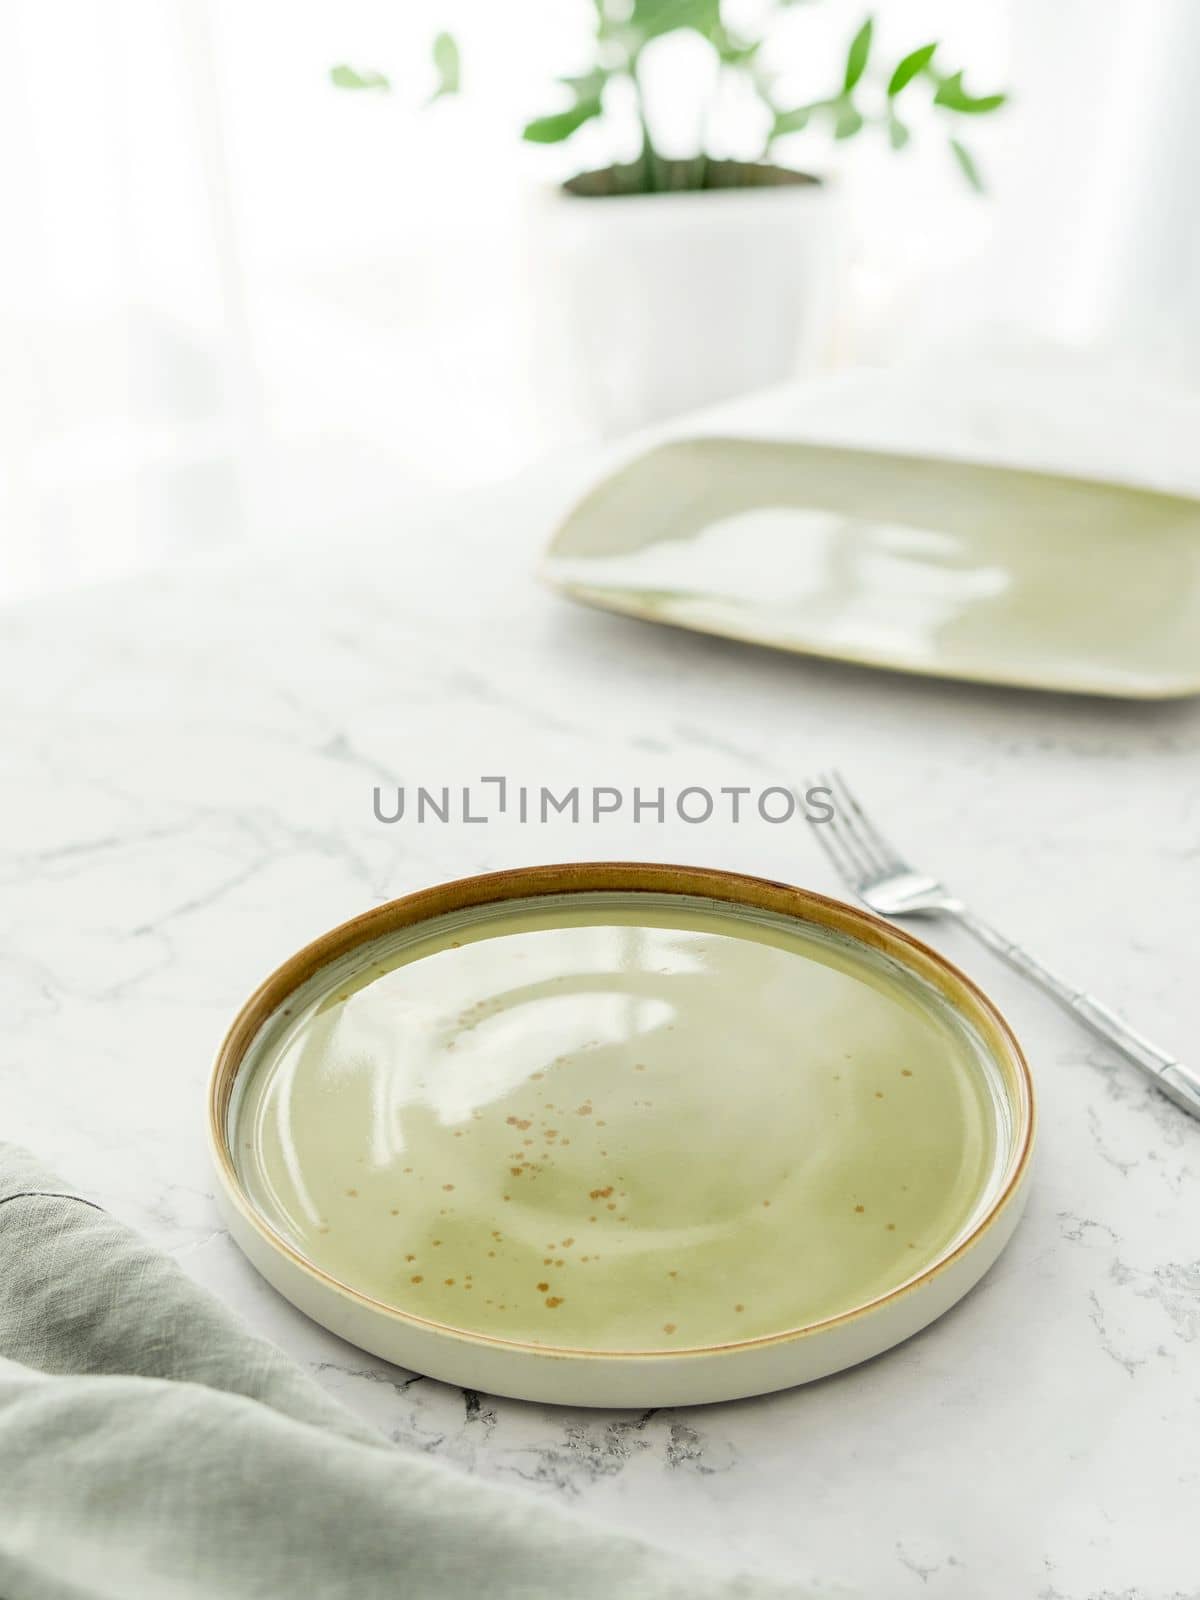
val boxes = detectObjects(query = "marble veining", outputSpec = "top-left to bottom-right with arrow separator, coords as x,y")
1,361 -> 1198,1598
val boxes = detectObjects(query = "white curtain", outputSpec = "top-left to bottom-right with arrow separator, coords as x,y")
0,0 -> 256,596
993,0 -> 1200,361
1,0 -> 1196,600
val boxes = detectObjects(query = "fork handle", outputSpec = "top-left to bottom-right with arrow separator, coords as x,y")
952,908 -> 1200,1119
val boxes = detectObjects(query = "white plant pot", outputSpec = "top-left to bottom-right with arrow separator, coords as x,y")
534,173 -> 843,436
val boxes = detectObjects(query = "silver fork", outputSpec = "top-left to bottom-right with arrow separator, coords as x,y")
805,770 -> 1200,1120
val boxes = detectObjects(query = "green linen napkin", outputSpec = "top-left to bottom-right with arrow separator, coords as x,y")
0,1144 -> 800,1600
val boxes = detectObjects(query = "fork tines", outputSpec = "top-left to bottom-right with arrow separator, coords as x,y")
804,770 -> 908,889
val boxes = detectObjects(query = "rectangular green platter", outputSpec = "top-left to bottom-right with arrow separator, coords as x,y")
542,437 -> 1200,698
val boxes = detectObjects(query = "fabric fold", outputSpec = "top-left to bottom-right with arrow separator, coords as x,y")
0,1144 -> 801,1600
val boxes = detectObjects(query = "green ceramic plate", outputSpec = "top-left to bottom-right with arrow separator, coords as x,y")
543,437 -> 1200,698
211,865 -> 1034,1407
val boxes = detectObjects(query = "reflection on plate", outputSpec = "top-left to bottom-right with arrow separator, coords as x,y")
544,437 -> 1200,698
210,864 -> 1035,1407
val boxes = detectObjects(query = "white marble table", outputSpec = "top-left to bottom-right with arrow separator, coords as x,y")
4,356 -> 1199,1599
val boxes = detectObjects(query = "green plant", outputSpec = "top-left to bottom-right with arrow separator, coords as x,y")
332,4 -> 1006,195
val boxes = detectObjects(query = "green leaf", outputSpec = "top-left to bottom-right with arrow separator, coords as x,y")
949,137 -> 984,191
329,64 -> 390,92
522,98 -> 603,144
842,18 -> 873,92
887,109 -> 910,150
631,0 -> 721,43
771,105 -> 813,139
887,42 -> 937,96
833,100 -> 865,140
934,70 -> 1007,114
430,32 -> 460,101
